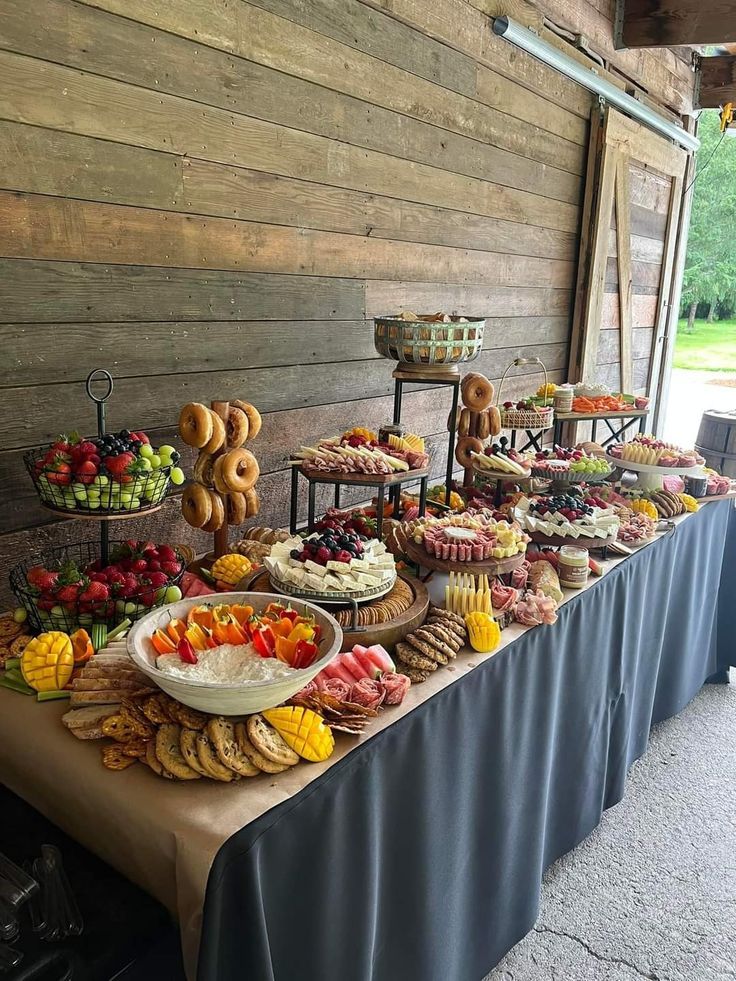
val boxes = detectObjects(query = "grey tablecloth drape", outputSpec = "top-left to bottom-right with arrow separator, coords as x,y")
199,501 -> 736,981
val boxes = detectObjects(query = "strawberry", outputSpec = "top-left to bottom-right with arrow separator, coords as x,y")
334,549 -> 352,564
146,572 -> 168,588
104,452 -> 135,475
37,596 -> 57,612
56,583 -> 81,604
26,566 -> 48,587
79,581 -> 110,604
146,559 -> 162,573
106,570 -> 125,587
118,574 -> 140,597
37,571 -> 59,593
160,560 -> 182,577
315,546 -> 332,565
75,460 -> 98,484
47,457 -> 72,486
131,558 -> 148,573
157,545 -> 177,563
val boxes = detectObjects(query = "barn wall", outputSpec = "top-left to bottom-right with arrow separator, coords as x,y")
0,0 -> 696,574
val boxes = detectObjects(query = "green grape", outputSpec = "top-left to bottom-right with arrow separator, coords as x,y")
86,499 -> 101,510
139,443 -> 154,459
124,602 -> 137,615
157,444 -> 176,457
164,585 -> 182,603
138,457 -> 153,472
148,454 -> 162,469
170,467 -> 185,486
115,600 -> 126,613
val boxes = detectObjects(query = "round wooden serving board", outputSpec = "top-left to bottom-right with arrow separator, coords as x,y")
240,570 -> 429,651
404,537 -> 526,575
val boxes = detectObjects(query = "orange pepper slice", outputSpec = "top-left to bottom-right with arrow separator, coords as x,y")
152,628 -> 177,655
275,635 -> 298,665
228,604 -> 254,626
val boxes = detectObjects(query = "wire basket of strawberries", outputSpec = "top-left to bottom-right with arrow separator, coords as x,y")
10,540 -> 187,633
24,431 -> 186,517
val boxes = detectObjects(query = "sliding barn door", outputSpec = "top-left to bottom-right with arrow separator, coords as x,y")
569,106 -> 688,406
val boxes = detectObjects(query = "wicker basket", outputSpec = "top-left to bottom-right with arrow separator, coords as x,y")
499,406 -> 554,431
374,316 -> 484,365
496,356 -> 554,431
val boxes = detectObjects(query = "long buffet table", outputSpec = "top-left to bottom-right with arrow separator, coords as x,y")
0,500 -> 734,981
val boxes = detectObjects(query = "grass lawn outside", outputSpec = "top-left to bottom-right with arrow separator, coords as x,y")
673,319 -> 736,372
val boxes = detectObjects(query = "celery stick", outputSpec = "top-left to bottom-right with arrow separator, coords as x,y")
36,690 -> 71,702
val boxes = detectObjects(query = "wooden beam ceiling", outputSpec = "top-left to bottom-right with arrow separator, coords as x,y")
699,54 -> 736,107
618,1 -> 736,48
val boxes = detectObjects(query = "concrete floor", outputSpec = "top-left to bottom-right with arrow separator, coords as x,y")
486,678 -> 736,981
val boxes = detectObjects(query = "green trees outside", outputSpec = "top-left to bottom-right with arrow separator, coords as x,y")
681,110 -> 736,331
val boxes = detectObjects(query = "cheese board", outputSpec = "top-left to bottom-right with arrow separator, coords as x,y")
403,537 -> 526,576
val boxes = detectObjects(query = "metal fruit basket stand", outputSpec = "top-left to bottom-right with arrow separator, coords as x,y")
374,316 -> 484,365
497,356 -> 555,431
24,370 -> 173,521
9,540 -> 189,633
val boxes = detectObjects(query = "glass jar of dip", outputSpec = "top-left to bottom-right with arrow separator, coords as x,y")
378,423 -> 403,444
553,385 -> 574,413
558,545 -> 589,588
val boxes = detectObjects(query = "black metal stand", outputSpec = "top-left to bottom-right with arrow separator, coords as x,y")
553,411 -> 649,448
290,467 -> 429,537
85,369 -> 115,565
392,371 -> 460,507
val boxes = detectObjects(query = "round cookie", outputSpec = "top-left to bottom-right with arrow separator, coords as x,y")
423,622 -> 462,651
195,732 -> 237,782
156,724 -> 201,780
395,641 -> 438,674
412,628 -> 455,662
428,606 -> 465,628
246,715 -> 299,767
405,633 -> 449,666
180,727 -> 213,778
236,722 -> 293,773
426,616 -> 466,641
207,717 -> 260,777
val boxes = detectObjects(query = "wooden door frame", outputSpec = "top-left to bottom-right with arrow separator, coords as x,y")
569,105 -> 689,423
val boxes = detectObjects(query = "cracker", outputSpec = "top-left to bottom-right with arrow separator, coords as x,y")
168,701 -> 208,731
101,714 -> 138,743
246,715 -> 299,766
236,722 -> 293,773
141,693 -> 173,725
207,717 -> 260,777
101,744 -> 137,770
156,724 -> 201,780
0,614 -> 23,646
121,738 -> 149,759
9,634 -> 33,658
396,663 -> 431,684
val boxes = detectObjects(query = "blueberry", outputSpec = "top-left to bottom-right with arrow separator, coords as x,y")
290,549 -> 301,559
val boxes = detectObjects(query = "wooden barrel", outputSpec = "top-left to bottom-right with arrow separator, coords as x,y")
696,409 -> 736,478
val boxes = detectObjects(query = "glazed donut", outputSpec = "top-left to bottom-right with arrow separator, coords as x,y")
245,487 -> 260,518
202,410 -> 226,454
461,373 -> 494,412
455,435 -> 484,469
488,405 -> 502,437
201,491 -> 225,533
458,407 -> 471,437
231,400 -> 262,440
447,405 -> 462,434
214,448 -> 259,493
181,482 -> 213,529
226,491 -> 247,526
193,452 -> 215,487
178,403 -> 214,449
476,409 -> 491,440
225,406 -> 249,448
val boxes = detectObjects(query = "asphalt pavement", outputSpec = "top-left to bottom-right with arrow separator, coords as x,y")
486,677 -> 736,981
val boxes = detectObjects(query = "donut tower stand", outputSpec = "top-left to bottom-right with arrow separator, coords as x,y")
210,401 -> 231,561
181,399 -> 262,566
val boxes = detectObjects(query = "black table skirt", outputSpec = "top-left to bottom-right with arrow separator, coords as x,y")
198,501 -> 736,981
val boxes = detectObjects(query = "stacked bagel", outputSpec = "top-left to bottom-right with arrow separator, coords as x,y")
178,400 -> 262,532
451,371 -> 501,470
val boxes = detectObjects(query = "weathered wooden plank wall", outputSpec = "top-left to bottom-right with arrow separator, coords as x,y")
0,0 -> 696,583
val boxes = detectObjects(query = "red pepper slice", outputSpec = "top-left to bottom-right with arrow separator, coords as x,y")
177,637 -> 199,665
252,624 -> 276,658
293,639 -> 318,669
264,602 -> 299,622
